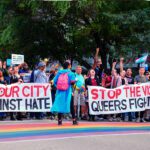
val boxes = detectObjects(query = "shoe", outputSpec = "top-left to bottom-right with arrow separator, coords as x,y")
16,118 -> 23,121
144,118 -> 150,122
10,117 -> 16,121
124,117 -> 129,122
81,116 -> 87,120
108,118 -> 113,122
58,120 -> 62,125
140,118 -> 146,123
73,120 -> 78,125
136,118 -> 140,123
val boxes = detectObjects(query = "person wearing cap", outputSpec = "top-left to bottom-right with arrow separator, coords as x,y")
33,61 -> 48,119
34,61 -> 48,83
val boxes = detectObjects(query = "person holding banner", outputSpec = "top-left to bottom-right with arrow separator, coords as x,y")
73,66 -> 86,120
134,66 -> 148,122
85,69 -> 100,121
32,61 -> 48,119
10,65 -> 23,120
51,61 -> 77,125
0,70 -> 7,120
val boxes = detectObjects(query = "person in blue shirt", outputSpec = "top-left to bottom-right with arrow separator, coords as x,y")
73,66 -> 86,119
51,61 -> 77,125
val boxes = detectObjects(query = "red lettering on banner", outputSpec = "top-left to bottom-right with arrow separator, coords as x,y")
108,90 -> 115,99
34,85 -> 43,97
31,85 -> 33,97
12,86 -> 19,97
123,86 -> 129,97
142,85 -> 150,96
116,89 -> 121,99
43,85 -> 49,96
129,87 -> 136,97
22,86 -> 30,97
5,87 -> 12,97
99,89 -> 105,99
136,86 -> 141,97
0,87 -> 5,97
91,89 -> 98,100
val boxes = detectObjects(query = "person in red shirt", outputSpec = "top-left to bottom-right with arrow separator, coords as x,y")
85,69 -> 100,121
101,69 -> 112,88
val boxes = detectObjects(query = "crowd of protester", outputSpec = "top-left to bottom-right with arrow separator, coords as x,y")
0,48 -> 150,124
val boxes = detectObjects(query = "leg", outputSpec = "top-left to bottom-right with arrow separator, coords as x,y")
58,113 -> 62,125
71,96 -> 78,125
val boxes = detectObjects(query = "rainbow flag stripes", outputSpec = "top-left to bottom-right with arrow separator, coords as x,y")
0,122 -> 150,142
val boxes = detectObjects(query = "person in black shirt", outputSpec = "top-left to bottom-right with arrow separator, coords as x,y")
10,66 -> 23,121
126,68 -> 134,84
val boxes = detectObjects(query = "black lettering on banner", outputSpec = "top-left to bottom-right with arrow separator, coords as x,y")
37,98 -> 45,109
137,98 -> 145,108
129,98 -> 136,109
33,99 -> 38,110
114,100 -> 121,111
98,101 -> 103,111
121,99 -> 127,110
25,99 -> 32,110
103,101 -> 108,111
91,101 -> 99,112
3,99 -> 9,110
109,101 -> 114,111
9,99 -> 16,110
44,97 -> 50,109
147,96 -> 150,107
17,99 -> 22,110
25,97 -> 51,111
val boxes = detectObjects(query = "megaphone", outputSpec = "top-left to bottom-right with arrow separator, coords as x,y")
135,55 -> 148,64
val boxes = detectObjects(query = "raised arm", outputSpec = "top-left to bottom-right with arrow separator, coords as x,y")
112,61 -> 117,71
92,47 -> 100,69
120,57 -> 124,73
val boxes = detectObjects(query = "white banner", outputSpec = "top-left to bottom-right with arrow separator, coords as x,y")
0,83 -> 52,112
88,83 -> 150,115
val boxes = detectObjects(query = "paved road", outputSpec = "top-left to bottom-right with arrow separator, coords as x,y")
0,120 -> 150,150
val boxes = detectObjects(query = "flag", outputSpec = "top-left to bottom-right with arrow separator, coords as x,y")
135,55 -> 148,64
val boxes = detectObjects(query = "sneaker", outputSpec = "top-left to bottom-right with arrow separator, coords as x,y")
58,120 -> 62,125
144,118 -> 150,122
81,116 -> 87,120
10,117 -> 16,121
140,118 -> 146,123
124,116 -> 129,122
136,118 -> 140,123
73,120 -> 78,125
108,117 -> 113,122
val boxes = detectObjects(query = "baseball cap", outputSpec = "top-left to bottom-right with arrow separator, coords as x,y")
38,61 -> 46,68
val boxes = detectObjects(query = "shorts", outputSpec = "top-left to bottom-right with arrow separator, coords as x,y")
73,90 -> 85,106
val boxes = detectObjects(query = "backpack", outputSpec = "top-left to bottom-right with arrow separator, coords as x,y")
57,73 -> 69,90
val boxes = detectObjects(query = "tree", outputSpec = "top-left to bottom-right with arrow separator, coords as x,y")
0,0 -> 149,69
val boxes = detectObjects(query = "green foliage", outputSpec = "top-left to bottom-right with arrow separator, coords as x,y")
0,0 -> 149,67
